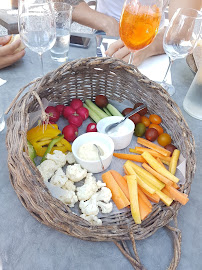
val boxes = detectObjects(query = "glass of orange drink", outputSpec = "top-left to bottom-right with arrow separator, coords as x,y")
119,0 -> 163,64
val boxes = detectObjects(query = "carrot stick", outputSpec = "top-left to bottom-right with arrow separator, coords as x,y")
165,185 -> 189,205
162,187 -> 172,198
156,157 -> 165,168
169,149 -> 180,175
131,147 -> 171,161
138,195 -> 152,220
113,153 -> 146,163
138,188 -> 152,209
102,171 -> 130,210
137,137 -> 171,157
142,162 -> 173,186
110,170 -> 130,201
138,186 -> 160,203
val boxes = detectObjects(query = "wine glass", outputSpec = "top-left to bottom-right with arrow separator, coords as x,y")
18,0 -> 56,75
158,8 -> 202,96
119,0 -> 163,65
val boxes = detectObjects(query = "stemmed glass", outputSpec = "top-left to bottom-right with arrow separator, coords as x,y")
18,0 -> 56,75
158,8 -> 202,96
119,0 -> 163,65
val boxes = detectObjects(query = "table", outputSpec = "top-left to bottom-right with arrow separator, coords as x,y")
0,35 -> 202,270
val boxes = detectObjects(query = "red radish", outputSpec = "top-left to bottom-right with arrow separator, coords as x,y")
62,124 -> 78,142
63,106 -> 76,119
76,107 -> 89,120
70,98 -> 83,110
68,113 -> 83,127
55,104 -> 65,116
45,106 -> 60,122
86,123 -> 97,132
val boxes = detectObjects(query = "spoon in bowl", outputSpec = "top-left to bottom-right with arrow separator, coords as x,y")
105,104 -> 146,134
93,143 -> 105,170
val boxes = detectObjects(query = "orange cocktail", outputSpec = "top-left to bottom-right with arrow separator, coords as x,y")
120,3 -> 161,51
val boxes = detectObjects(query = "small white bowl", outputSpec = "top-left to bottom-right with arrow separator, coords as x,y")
97,116 -> 135,150
72,132 -> 114,173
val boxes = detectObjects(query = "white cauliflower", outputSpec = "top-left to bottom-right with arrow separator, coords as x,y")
37,160 -> 58,182
96,180 -> 106,189
66,164 -> 87,182
96,187 -> 112,203
46,150 -> 67,168
59,190 -> 78,207
62,179 -> 76,192
97,201 -> 113,214
80,214 -> 102,226
66,152 -> 76,164
50,168 -> 67,187
77,173 -> 98,201
79,195 -> 99,216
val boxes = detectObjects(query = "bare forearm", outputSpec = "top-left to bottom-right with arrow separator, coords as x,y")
169,0 -> 202,20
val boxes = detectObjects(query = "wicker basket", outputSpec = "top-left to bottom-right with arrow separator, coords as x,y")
6,57 -> 196,270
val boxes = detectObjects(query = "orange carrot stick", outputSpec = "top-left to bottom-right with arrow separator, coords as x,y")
142,162 -> 173,186
137,137 -> 171,157
162,187 -> 172,198
156,157 -> 165,168
138,195 -> 152,220
138,186 -> 160,203
102,171 -> 130,210
138,188 -> 152,209
110,170 -> 130,201
113,153 -> 146,162
165,185 -> 189,205
131,147 -> 171,161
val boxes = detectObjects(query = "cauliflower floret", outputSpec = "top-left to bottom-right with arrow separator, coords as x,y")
59,190 -> 78,207
96,180 -> 106,189
80,214 -> 102,226
77,173 -> 98,201
79,196 -> 99,216
50,168 -> 67,187
62,179 -> 76,192
37,160 -> 58,182
97,201 -> 113,214
96,187 -> 112,203
46,150 -> 66,168
66,164 -> 87,182
66,152 -> 76,164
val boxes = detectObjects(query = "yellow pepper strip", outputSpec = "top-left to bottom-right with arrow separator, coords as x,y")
169,149 -> 180,175
27,124 -> 59,143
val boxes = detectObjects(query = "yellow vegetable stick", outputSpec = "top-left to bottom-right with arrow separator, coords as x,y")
126,175 -> 141,224
141,152 -> 179,183
169,149 -> 180,175
125,160 -> 165,190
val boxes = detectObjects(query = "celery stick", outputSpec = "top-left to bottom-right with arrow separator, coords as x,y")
106,104 -> 123,117
85,99 -> 108,119
103,107 -> 112,116
83,103 -> 102,123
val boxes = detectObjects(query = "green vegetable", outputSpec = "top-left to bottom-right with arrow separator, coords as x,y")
103,107 -> 112,116
85,99 -> 108,119
134,123 -> 146,137
40,135 -> 64,163
27,140 -> 36,165
106,104 -> 123,117
83,103 -> 101,123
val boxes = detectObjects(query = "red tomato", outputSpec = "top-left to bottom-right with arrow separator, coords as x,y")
149,123 -> 164,135
149,114 -> 162,125
141,116 -> 150,127
133,103 -> 147,116
157,133 -> 172,147
129,113 -> 141,124
145,128 -> 159,142
122,107 -> 133,116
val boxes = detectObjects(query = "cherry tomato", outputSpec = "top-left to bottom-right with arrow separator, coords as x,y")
149,114 -> 162,125
129,113 -> 141,124
122,107 -> 133,116
149,123 -> 164,135
141,116 -> 150,127
134,123 -> 146,137
157,133 -> 172,147
145,128 -> 159,142
134,103 -> 147,116
164,144 -> 177,155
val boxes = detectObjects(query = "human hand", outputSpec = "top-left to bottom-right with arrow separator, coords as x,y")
0,36 -> 25,69
104,17 -> 119,37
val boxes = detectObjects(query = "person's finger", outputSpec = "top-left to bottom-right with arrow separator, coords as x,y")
0,36 -> 11,46
0,49 -> 25,69
0,39 -> 22,56
122,54 -> 130,63
105,39 -> 125,56
113,46 -> 130,60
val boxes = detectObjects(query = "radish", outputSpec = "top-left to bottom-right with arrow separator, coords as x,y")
45,106 -> 60,122
63,106 -> 76,119
62,124 -> 78,142
76,107 -> 89,120
86,123 -> 97,132
70,98 -> 83,110
55,104 -> 65,116
68,113 -> 83,127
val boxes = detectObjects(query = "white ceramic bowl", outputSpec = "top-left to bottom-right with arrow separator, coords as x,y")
72,132 -> 114,173
97,116 -> 135,150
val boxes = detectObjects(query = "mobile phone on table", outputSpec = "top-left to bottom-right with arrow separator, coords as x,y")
70,35 -> 91,48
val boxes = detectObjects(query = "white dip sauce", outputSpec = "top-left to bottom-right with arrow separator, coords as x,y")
78,142 -> 106,161
107,123 -> 129,136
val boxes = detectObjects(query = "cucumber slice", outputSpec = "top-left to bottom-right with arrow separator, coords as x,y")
85,99 -> 108,119
83,103 -> 102,123
106,104 -> 123,117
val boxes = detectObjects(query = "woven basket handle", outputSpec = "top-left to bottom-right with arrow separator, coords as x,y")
113,216 -> 181,270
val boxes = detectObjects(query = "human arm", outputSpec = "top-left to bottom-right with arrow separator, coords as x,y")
0,36 -> 25,70
72,2 -> 119,36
